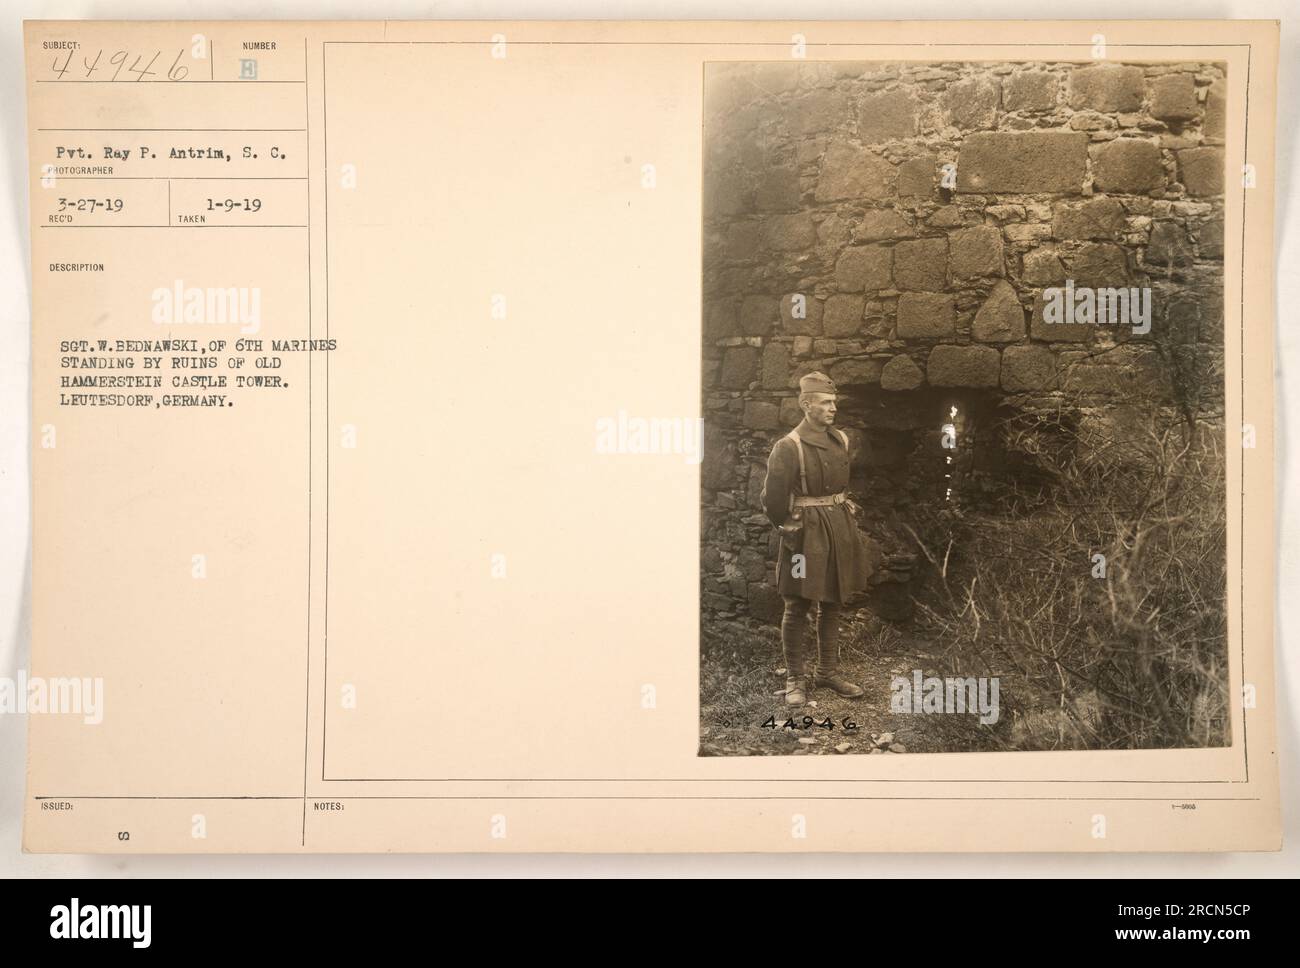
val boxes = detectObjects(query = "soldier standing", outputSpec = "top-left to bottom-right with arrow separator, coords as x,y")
760,372 -> 872,706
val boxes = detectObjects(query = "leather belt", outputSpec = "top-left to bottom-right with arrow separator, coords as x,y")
793,492 -> 848,508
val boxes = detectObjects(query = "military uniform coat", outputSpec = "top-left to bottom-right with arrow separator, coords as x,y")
760,421 -> 873,604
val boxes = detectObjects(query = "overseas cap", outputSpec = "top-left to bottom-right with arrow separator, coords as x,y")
798,371 -> 837,395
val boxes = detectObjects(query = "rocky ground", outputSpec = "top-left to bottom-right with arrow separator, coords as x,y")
699,611 -> 995,756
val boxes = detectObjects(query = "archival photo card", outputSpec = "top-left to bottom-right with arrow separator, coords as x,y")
21,19 -> 1278,853
699,58 -> 1234,759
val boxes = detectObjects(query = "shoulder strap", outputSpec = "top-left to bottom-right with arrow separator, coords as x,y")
833,428 -> 850,451
785,429 -> 808,495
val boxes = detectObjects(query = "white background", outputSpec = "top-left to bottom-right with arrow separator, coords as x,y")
1,0 -> 1296,877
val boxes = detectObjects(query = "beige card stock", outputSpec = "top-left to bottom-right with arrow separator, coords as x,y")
22,19 -> 1280,852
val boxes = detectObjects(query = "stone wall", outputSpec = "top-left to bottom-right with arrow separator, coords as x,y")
700,60 -> 1227,626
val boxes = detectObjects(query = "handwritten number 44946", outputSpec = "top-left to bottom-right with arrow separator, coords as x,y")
762,715 -> 858,731
51,49 -> 190,82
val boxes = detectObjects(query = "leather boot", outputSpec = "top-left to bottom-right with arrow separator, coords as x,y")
784,677 -> 807,706
813,603 -> 865,699
780,597 -> 810,706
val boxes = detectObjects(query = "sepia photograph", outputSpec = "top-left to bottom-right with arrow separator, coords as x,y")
699,59 -> 1230,756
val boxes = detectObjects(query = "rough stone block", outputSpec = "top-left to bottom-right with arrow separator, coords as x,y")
1005,223 -> 1052,243
857,88 -> 919,143
702,589 -> 733,614
1068,242 -> 1129,289
1146,221 -> 1193,267
780,293 -> 823,336
949,225 -> 1004,279
986,203 -> 1026,222
1052,197 -> 1126,239
742,400 -> 781,429
1149,73 -> 1198,122
720,345 -> 760,388
1197,218 -> 1224,259
893,237 -> 949,290
815,142 -> 897,202
1030,289 -> 1093,342
1003,70 -> 1058,112
792,88 -> 851,136
761,342 -> 790,389
1059,345 -> 1171,399
701,544 -> 723,574
1069,112 -> 1117,133
761,212 -> 818,251
896,292 -> 956,337
945,76 -> 1000,129
1203,79 -> 1226,141
1178,147 -> 1225,196
1159,289 -> 1203,345
972,280 -> 1026,342
704,299 -> 738,340
927,205 -> 964,228
823,294 -> 865,337
738,294 -> 778,336
927,344 -> 1001,388
829,358 -> 883,386
854,209 -> 913,242
1067,64 -> 1145,112
1021,246 -> 1067,286
1000,344 -> 1057,391
834,244 -> 892,291
880,354 -> 925,390
817,213 -> 852,251
897,155 -> 938,197
957,131 -> 1088,193
1090,139 -> 1165,194
701,425 -> 735,489
737,548 -> 768,582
